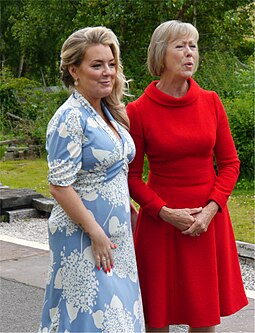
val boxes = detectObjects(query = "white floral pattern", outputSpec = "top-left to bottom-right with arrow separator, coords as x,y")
109,216 -> 138,282
92,295 -> 134,333
46,250 -> 54,285
55,246 -> 99,315
48,207 -> 78,236
39,91 -> 145,332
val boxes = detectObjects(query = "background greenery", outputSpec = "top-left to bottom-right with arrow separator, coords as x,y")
1,0 -> 254,179
0,159 -> 253,243
0,1 -> 254,242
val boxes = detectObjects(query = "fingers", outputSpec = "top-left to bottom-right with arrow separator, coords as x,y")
101,254 -> 111,273
182,217 -> 208,237
188,207 -> 202,215
110,242 -> 117,250
96,254 -> 111,273
182,223 -> 196,236
95,243 -> 117,273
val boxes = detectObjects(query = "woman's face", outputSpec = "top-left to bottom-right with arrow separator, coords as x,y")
69,44 -> 117,105
163,35 -> 198,80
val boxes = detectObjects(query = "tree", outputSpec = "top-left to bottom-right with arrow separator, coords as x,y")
2,0 -> 78,84
0,0 -> 22,74
1,0 -> 253,87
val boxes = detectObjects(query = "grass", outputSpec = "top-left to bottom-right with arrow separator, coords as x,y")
0,158 -> 50,197
0,159 -> 254,243
228,189 -> 254,243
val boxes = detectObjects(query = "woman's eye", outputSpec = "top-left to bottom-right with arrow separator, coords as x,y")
109,63 -> 116,68
190,45 -> 196,49
92,64 -> 101,68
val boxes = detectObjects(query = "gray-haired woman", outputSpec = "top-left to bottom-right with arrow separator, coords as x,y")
127,20 -> 248,333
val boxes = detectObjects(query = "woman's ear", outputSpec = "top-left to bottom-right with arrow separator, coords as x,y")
68,64 -> 77,80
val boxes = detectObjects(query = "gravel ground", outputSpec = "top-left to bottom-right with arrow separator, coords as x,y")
0,217 -> 254,293
0,217 -> 49,244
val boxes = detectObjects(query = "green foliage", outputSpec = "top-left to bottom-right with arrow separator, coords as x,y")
1,0 -> 253,84
2,0 -> 77,84
31,88 -> 69,147
0,68 -> 69,149
1,0 -> 253,178
194,52 -> 254,179
0,69 -> 39,133
226,94 -> 254,179
235,178 -> 254,191
194,51 -> 252,99
0,146 -> 7,160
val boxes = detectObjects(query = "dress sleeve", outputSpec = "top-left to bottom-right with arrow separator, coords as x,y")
127,102 -> 167,219
46,107 -> 84,187
207,92 -> 240,211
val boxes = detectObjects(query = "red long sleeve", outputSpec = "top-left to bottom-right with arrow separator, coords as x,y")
127,79 -> 240,215
207,92 -> 240,210
127,102 -> 167,218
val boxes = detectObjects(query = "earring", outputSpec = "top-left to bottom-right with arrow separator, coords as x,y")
74,79 -> 79,86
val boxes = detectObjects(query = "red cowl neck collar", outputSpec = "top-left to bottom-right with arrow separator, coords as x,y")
144,78 -> 200,107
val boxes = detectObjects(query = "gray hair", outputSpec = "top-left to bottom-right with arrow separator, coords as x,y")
147,20 -> 199,76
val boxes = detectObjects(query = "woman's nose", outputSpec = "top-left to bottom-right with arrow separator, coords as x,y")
184,45 -> 192,55
103,65 -> 112,75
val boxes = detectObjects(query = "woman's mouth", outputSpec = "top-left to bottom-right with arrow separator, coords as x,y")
184,62 -> 193,69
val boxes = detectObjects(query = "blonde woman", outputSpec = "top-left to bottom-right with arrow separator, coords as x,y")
39,26 -> 145,332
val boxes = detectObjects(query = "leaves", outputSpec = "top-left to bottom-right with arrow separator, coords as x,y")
1,0 -> 254,179
1,0 -> 253,84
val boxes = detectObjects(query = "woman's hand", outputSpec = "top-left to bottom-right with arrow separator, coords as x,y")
89,226 -> 117,273
182,201 -> 219,237
159,206 -> 202,231
49,184 -> 117,273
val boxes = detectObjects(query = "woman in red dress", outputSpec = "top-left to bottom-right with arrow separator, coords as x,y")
127,20 -> 248,333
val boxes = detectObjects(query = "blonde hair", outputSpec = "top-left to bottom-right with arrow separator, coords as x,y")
60,26 -> 130,130
147,20 -> 199,76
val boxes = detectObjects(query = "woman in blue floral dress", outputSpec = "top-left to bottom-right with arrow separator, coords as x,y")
39,26 -> 145,333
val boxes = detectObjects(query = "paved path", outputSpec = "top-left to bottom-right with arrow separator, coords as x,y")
0,238 -> 254,333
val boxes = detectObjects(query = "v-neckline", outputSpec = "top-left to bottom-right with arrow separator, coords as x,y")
99,106 -> 122,142
74,90 -> 122,144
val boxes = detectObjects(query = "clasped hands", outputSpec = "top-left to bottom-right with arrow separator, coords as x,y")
159,201 -> 219,237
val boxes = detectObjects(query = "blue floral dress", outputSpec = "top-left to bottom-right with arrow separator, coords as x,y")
39,90 -> 145,333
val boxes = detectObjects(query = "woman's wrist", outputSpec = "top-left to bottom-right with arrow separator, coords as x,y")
159,206 -> 171,221
205,201 -> 219,219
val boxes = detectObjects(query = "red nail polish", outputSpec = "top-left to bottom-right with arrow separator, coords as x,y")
97,266 -> 100,271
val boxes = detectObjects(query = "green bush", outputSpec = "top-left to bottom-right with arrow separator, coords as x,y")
31,88 -> 69,147
1,51 -> 253,180
0,69 -> 40,121
225,92 -> 254,179
0,69 -> 69,150
195,51 -> 253,99
195,52 -> 254,179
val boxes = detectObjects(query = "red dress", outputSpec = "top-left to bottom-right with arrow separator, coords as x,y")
127,79 -> 248,328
